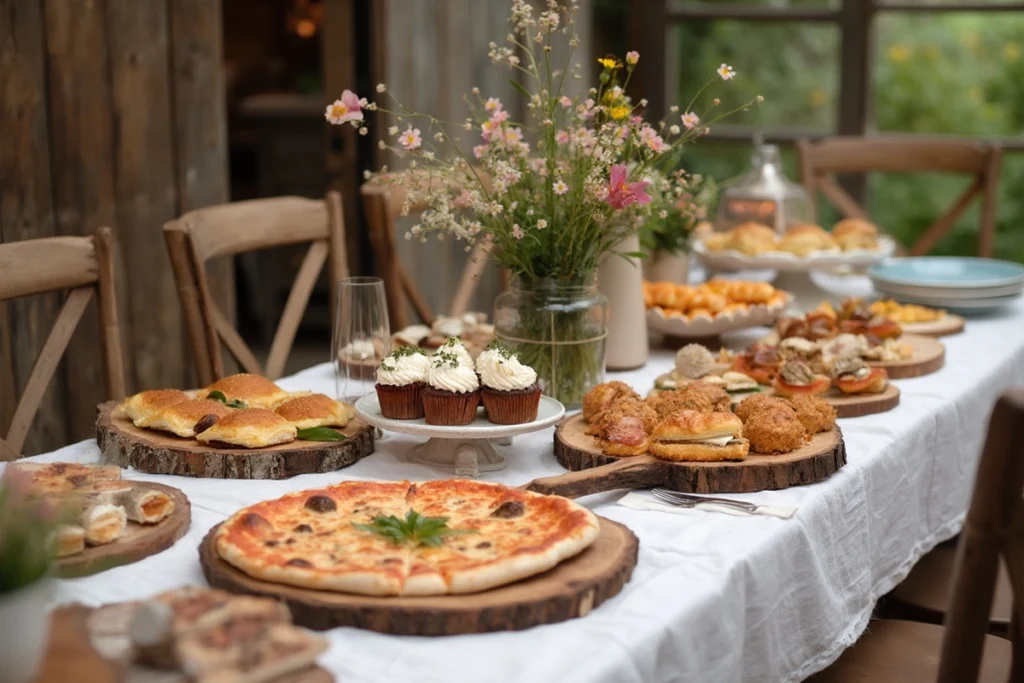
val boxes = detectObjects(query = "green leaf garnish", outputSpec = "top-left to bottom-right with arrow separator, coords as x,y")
207,390 -> 246,409
296,427 -> 347,442
353,510 -> 473,547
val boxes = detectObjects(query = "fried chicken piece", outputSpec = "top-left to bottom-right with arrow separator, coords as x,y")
785,394 -> 837,434
683,381 -> 732,413
646,381 -> 731,416
599,415 -> 649,456
733,394 -> 794,424
744,409 -> 808,455
587,396 -> 659,437
582,381 -> 639,423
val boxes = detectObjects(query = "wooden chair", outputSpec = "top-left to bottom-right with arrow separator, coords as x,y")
361,170 -> 504,330
164,193 -> 347,386
810,389 -> 1024,682
0,228 -> 125,460
797,137 -> 1003,257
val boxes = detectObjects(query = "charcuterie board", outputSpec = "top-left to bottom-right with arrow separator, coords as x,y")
96,402 -> 375,479
198,517 -> 638,636
867,334 -> 945,378
525,415 -> 845,497
56,481 -> 190,579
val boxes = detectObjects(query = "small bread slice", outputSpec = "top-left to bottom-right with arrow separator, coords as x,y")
196,409 -> 297,449
139,399 -> 233,438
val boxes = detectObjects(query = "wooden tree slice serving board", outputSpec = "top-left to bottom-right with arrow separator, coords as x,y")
199,517 -> 638,636
37,604 -> 333,683
901,314 -> 965,337
867,334 -> 945,378
96,402 -> 375,479
526,415 -> 845,498
823,383 -> 901,418
57,482 -> 190,578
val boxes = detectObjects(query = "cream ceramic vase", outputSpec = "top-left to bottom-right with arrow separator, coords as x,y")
0,578 -> 52,683
598,235 -> 649,371
644,249 -> 691,284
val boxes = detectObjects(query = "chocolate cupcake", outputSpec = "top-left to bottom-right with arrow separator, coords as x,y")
422,350 -> 481,425
476,342 -> 541,424
375,347 -> 431,419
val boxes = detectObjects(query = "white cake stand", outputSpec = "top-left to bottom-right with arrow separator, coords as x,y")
354,394 -> 565,478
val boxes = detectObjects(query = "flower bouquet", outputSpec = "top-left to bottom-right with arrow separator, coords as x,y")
328,0 -> 759,406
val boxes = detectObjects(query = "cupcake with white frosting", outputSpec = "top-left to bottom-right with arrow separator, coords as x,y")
476,342 -> 541,424
375,347 -> 431,419
437,336 -> 476,370
422,349 -> 481,425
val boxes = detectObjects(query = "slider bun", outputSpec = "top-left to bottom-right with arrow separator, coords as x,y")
138,399 -> 233,438
274,394 -> 352,429
202,374 -> 290,409
600,438 -> 649,456
650,439 -> 749,462
651,410 -> 743,441
195,408 -> 297,448
122,389 -> 191,425
832,218 -> 878,238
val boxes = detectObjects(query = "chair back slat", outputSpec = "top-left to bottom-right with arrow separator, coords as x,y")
0,236 -> 98,300
797,136 -> 1002,257
4,288 -> 93,454
265,241 -> 328,380
937,388 -> 1024,683
0,227 -> 124,460
164,193 -> 346,383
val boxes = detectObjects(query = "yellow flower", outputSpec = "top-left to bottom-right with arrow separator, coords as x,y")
609,105 -> 630,121
597,57 -> 622,70
888,45 -> 910,63
1004,43 -> 1021,62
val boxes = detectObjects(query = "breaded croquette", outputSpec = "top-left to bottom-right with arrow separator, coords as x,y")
744,409 -> 808,454
785,394 -> 837,434
734,393 -> 793,423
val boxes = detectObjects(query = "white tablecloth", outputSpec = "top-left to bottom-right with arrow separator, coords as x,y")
11,299 -> 1024,683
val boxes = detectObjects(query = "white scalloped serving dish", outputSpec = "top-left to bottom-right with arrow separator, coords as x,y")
646,291 -> 792,338
693,236 -> 896,272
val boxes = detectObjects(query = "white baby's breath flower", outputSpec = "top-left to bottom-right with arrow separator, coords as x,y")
377,140 -> 386,149
376,83 -> 386,93
359,127 -> 368,136
388,125 -> 398,135
669,124 -> 680,135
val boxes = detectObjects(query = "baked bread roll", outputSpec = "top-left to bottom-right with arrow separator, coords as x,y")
196,409 -> 297,449
275,394 -> 352,430
121,389 -> 190,425
832,218 -> 879,251
729,223 -> 778,256
779,224 -> 837,256
51,524 -> 86,557
202,373 -> 291,409
649,410 -> 748,461
139,399 -> 233,438
79,501 -> 127,545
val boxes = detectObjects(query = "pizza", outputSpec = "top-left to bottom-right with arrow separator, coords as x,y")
9,461 -> 121,493
215,480 -> 601,596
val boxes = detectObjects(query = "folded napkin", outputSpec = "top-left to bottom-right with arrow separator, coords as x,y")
617,491 -> 797,520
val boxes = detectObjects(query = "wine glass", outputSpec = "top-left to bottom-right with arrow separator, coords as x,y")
333,277 -> 391,404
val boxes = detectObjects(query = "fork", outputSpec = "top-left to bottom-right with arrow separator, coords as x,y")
651,488 -> 759,513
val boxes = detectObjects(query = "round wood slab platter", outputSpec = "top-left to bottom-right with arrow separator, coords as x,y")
526,415 -> 846,498
900,314 -> 965,337
56,482 -> 190,579
867,334 -> 945,378
199,517 -> 638,636
96,402 -> 375,479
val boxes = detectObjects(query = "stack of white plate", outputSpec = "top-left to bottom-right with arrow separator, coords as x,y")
868,257 -> 1024,312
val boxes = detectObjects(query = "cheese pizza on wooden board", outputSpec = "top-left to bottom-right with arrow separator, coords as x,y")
215,480 -> 600,597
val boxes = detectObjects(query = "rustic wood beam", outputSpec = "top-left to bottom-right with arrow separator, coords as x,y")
836,0 -> 876,205
628,0 -> 668,121
667,4 -> 839,22
879,1 -> 1024,11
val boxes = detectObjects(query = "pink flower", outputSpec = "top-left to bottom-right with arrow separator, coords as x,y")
485,97 -> 503,112
324,90 -> 363,124
553,179 -> 569,195
491,109 -> 510,123
481,120 -> 499,141
559,96 -> 572,108
398,126 -> 422,150
473,144 -> 488,159
504,127 -> 524,145
640,127 -> 666,152
603,164 -> 652,210
625,51 -> 639,66
682,112 -> 700,130
512,224 -> 524,240
630,115 -> 643,126
555,130 -> 570,145
536,219 -> 548,230
717,64 -> 736,81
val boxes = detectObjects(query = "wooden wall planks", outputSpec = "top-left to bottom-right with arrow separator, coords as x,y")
0,0 -> 232,454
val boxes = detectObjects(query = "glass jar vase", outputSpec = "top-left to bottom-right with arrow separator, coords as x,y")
493,274 -> 608,409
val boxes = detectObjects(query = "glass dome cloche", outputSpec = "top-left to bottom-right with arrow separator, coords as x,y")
713,136 -> 812,234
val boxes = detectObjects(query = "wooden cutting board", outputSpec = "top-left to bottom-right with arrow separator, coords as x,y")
901,314 -> 965,337
96,402 -> 375,479
525,415 -> 845,498
867,334 -> 945,379
199,517 -> 638,636
37,604 -> 333,683
56,481 -> 190,579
